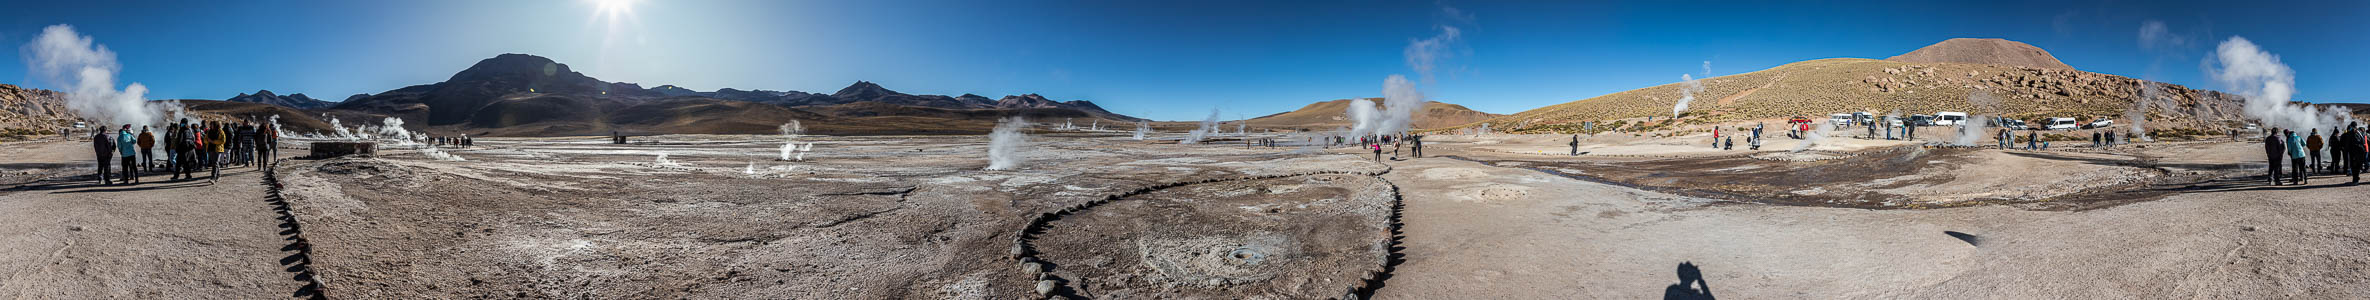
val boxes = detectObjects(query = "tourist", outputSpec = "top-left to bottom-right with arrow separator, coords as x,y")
2025,131 -> 2038,150
255,122 -> 274,168
1371,143 -> 1382,162
2093,131 -> 2102,148
1723,136 -> 1733,150
2341,125 -> 2362,183
208,121 -> 226,183
1411,135 -> 1423,158
2266,129 -> 2286,185
2288,129 -> 2306,185
2308,129 -> 2325,174
92,126 -> 115,185
138,126 -> 154,173
1569,135 -> 1580,156
117,126 -> 139,184
164,124 -> 180,179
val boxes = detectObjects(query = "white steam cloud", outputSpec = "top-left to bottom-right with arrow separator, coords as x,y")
985,117 -> 1028,170
23,24 -> 181,127
1403,25 -> 1462,83
1132,121 -> 1150,140
1672,62 -> 1711,118
2129,81 -> 2160,142
1184,109 -> 1220,144
1792,121 -> 1831,153
1377,75 -> 1424,135
2209,36 -> 2352,133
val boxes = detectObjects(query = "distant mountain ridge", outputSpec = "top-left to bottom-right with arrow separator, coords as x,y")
313,53 -> 1142,136
225,90 -> 335,109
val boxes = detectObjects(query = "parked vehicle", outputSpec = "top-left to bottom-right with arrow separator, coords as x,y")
2047,117 -> 2079,130
1851,112 -> 1873,126
2086,118 -> 2115,129
1933,112 -> 1968,126
1909,114 -> 1935,127
1829,113 -> 1854,127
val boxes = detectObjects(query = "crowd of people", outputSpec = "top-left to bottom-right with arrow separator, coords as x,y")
89,118 -> 277,186
2263,123 -> 2368,186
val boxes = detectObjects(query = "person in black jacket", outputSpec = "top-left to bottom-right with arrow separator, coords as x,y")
2266,129 -> 2287,185
92,126 -> 114,185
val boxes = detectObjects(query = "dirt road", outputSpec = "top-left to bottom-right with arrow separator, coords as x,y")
0,140 -> 301,298
1373,155 -> 2370,299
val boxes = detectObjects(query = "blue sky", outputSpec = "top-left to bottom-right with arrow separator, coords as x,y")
2,0 -> 2364,121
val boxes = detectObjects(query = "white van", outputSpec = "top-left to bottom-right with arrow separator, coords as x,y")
1829,113 -> 1853,126
1933,112 -> 1968,126
2047,117 -> 2079,130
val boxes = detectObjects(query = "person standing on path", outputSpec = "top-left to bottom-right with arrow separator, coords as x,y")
137,126 -> 154,172
207,121 -> 227,183
1569,135 -> 1580,156
2308,129 -> 2325,174
2266,129 -> 2286,185
117,125 -> 139,184
92,126 -> 115,185
2287,129 -> 2307,185
163,124 -> 179,179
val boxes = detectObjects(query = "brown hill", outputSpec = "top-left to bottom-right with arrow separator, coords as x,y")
1245,99 -> 1501,131
0,84 -> 75,139
1471,39 -> 2250,134
1886,38 -> 2074,69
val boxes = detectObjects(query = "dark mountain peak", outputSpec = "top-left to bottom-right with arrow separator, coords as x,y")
832,81 -> 902,100
226,89 -> 333,109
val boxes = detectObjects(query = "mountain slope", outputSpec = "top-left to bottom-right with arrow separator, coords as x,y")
1473,39 -> 2248,134
1247,99 -> 1501,130
1886,38 -> 2073,69
0,84 -> 74,139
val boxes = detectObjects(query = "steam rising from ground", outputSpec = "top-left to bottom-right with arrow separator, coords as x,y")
1953,90 -> 1997,146
985,117 -> 1028,170
1671,62 -> 1710,117
1792,121 -> 1831,152
1184,109 -> 1220,144
778,121 -> 812,161
1345,76 -> 1426,139
2211,36 -> 2353,132
2129,81 -> 2161,141
24,24 -> 182,127
1132,121 -> 1150,140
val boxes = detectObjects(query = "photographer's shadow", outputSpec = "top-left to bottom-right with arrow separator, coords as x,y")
1663,262 -> 1715,300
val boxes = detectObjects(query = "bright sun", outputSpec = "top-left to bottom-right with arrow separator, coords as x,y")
593,0 -> 634,19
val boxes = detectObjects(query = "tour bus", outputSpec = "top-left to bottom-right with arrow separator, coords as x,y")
1933,112 -> 1969,126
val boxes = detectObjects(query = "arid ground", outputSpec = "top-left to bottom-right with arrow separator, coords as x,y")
2,129 -> 2366,299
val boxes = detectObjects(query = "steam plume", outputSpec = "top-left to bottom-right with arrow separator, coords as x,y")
23,24 -> 181,127
1671,62 -> 1710,118
2128,81 -> 2159,142
985,117 -> 1028,170
1133,121 -> 1150,140
1792,121 -> 1831,153
1377,75 -> 1423,135
1184,109 -> 1220,144
2210,36 -> 2352,132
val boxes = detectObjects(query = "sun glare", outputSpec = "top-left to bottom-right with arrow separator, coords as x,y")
594,0 -> 634,19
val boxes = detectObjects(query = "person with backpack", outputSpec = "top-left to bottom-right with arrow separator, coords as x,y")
2266,129 -> 2287,185
117,125 -> 139,184
92,126 -> 115,185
